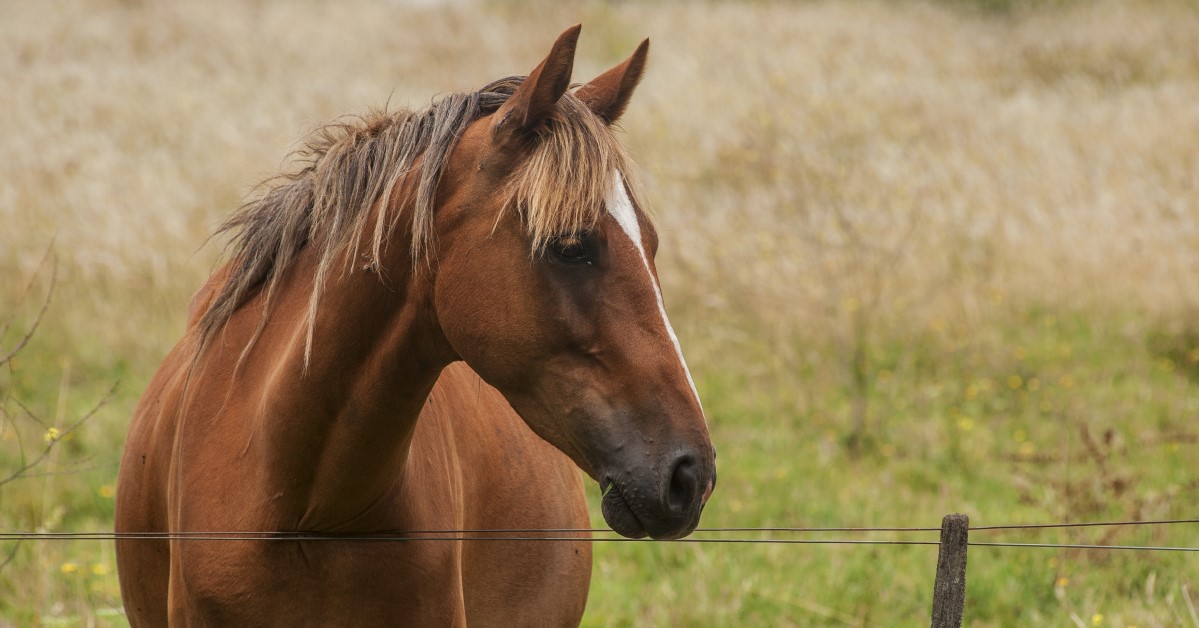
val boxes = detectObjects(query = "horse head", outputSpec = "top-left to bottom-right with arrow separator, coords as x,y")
429,26 -> 715,540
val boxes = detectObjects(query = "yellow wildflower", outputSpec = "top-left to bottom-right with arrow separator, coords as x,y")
43,427 -> 61,444
60,562 -> 78,574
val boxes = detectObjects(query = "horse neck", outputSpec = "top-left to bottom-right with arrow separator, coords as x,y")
216,230 -> 454,531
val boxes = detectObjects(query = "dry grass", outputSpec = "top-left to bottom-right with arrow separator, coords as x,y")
634,0 -> 1199,362
3,0 -> 1199,625
4,0 -> 1198,365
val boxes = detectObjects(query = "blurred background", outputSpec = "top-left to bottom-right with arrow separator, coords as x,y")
2,0 -> 1198,625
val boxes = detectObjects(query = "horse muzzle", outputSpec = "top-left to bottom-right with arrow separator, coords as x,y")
600,450 -> 716,540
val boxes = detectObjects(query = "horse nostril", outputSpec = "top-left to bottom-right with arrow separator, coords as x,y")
666,454 -> 699,514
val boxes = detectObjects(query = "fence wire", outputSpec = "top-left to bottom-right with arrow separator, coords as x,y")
1,517 -> 1198,551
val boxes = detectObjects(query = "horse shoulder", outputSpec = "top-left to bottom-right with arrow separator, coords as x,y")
115,336 -> 201,627
421,363 -> 592,626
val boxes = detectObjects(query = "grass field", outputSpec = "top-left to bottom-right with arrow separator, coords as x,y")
3,0 -> 1199,625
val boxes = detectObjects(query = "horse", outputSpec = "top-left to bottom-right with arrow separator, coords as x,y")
114,25 -> 715,626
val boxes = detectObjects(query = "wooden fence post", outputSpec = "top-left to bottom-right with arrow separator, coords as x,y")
930,513 -> 969,628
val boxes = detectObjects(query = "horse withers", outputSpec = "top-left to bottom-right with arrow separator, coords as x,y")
115,25 -> 715,626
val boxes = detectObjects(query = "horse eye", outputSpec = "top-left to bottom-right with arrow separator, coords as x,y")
548,234 -> 592,265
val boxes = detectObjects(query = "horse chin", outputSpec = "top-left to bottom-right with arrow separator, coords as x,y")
600,485 -> 648,539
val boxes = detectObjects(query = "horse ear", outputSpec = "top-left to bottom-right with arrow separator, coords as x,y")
575,38 -> 649,124
492,24 -> 581,145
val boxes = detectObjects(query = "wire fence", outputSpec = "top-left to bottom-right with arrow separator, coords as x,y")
3,517 -> 1198,551
4,515 -> 1198,626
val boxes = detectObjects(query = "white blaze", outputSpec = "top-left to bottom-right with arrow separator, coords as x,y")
605,170 -> 705,418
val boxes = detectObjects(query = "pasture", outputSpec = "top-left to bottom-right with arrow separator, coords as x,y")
2,0 -> 1199,624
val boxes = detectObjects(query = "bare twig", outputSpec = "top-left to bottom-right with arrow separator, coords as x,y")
0,381 -> 117,490
14,460 -> 118,480
0,242 -> 55,341
0,253 -> 57,367
14,398 -> 51,432
0,540 -> 21,570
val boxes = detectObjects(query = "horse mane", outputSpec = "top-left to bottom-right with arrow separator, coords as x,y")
196,76 -> 645,364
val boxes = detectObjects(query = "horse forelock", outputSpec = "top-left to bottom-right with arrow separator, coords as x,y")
195,76 -> 647,365
504,90 -> 648,254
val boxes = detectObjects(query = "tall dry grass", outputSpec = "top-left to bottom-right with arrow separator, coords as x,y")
3,0 -> 1197,366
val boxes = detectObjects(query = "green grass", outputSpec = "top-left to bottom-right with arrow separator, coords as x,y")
579,308 -> 1199,626
4,302 -> 1198,625
1,301 -> 133,626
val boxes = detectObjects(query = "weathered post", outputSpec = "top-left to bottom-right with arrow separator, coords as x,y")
930,513 -> 969,628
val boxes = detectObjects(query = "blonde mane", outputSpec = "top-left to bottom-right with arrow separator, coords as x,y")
197,76 -> 646,363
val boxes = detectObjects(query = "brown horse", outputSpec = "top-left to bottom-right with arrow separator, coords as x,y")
115,25 -> 714,626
